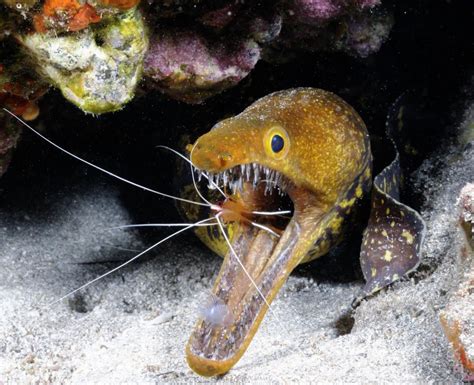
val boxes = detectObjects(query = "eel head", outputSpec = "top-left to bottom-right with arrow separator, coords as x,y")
186,88 -> 371,376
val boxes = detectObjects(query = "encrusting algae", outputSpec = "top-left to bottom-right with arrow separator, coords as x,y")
1,0 -> 392,114
22,8 -> 148,114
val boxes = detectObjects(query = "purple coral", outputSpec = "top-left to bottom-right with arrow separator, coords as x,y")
2,0 -> 391,111
340,10 -> 393,57
355,0 -> 381,9
142,1 -> 389,103
286,0 -> 381,24
290,0 -> 345,23
144,29 -> 261,103
198,3 -> 241,29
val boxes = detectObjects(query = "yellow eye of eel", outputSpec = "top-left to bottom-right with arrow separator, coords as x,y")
181,87 -> 426,377
264,126 -> 290,158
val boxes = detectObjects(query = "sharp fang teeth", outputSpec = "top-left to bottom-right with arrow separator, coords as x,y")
207,173 -> 214,189
204,163 -> 287,197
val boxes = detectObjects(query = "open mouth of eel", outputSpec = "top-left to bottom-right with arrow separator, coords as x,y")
186,162 -> 324,376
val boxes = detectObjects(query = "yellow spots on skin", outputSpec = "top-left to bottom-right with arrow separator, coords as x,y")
371,267 -> 377,277
384,250 -> 392,261
400,210 -> 405,217
371,239 -> 375,244
381,230 -> 388,237
386,208 -> 390,215
390,221 -> 395,227
339,197 -> 356,209
401,230 -> 414,244
364,239 -> 368,246
319,239 -> 328,250
381,199 -> 385,205
192,88 -> 373,266
330,215 -> 344,232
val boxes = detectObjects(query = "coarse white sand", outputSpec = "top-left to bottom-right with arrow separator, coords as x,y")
0,110 -> 473,384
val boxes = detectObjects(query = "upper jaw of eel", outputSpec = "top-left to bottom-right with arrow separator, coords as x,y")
186,161 -> 327,377
196,162 -> 290,197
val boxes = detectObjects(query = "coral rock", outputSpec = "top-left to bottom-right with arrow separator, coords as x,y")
33,0 -> 140,33
276,6 -> 392,58
33,0 -> 101,33
2,0 -> 392,109
285,0 -> 380,24
144,28 -> 260,103
198,3 -> 241,30
440,184 -> 474,381
94,0 -> 140,10
22,9 -> 148,114
0,40 -> 49,120
337,10 -> 393,58
248,14 -> 283,44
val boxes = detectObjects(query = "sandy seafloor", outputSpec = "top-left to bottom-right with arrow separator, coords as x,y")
0,108 -> 473,384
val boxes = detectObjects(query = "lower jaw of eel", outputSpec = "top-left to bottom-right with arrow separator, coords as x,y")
186,182 -> 326,377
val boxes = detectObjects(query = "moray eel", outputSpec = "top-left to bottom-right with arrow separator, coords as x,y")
181,88 -> 425,376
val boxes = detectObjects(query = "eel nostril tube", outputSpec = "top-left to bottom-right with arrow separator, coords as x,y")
218,152 -> 232,168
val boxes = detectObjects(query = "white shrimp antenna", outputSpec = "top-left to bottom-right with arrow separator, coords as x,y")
215,213 -> 276,312
156,144 -> 227,204
48,217 -> 216,306
3,108 -> 209,208
215,213 -> 307,356
106,221 -> 217,230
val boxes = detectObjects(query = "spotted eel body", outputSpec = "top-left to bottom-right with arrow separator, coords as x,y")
179,88 -> 425,376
